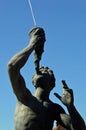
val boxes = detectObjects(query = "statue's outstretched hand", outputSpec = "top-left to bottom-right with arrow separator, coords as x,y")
54,80 -> 74,107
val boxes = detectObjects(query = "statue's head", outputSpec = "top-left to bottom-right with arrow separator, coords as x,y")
32,67 -> 56,91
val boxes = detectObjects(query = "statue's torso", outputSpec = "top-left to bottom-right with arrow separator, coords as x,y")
14,96 -> 55,130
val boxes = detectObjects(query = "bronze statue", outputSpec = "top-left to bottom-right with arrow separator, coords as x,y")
7,27 -> 85,130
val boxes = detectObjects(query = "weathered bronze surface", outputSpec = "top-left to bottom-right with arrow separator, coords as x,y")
8,27 -> 85,130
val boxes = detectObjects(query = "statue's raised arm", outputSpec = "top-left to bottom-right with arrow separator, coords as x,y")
7,27 -> 45,102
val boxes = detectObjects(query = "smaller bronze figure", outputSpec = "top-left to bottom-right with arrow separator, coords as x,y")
53,122 -> 66,130
7,27 -> 85,130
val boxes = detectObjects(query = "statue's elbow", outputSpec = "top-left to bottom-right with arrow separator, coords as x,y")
7,60 -> 14,73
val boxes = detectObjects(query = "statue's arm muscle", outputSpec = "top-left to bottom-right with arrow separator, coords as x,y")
8,60 -> 32,102
7,43 -> 35,101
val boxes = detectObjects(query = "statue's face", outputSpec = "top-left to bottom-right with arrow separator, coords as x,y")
32,72 -> 55,91
32,74 -> 43,87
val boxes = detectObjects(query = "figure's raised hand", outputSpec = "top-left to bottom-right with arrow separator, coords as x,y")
54,80 -> 74,107
29,27 -> 46,49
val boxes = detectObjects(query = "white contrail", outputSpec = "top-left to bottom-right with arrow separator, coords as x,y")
27,0 -> 37,26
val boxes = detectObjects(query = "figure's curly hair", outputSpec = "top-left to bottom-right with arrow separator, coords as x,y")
39,66 -> 55,78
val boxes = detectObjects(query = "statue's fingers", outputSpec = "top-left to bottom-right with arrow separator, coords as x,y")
54,93 -> 61,101
62,80 -> 69,89
66,89 -> 73,96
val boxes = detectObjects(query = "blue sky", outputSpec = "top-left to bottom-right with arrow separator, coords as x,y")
0,0 -> 86,129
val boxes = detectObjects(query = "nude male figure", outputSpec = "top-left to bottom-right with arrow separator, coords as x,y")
7,27 -> 85,130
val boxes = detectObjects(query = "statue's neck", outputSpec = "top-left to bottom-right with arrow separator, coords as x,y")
33,87 -> 50,101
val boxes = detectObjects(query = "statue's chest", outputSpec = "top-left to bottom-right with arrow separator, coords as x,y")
15,100 -> 51,118
14,101 -> 54,130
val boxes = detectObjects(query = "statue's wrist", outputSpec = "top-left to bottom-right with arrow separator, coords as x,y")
67,103 -> 74,111
29,41 -> 36,48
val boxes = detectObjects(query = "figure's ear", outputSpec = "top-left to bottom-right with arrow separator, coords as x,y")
32,74 -> 36,87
